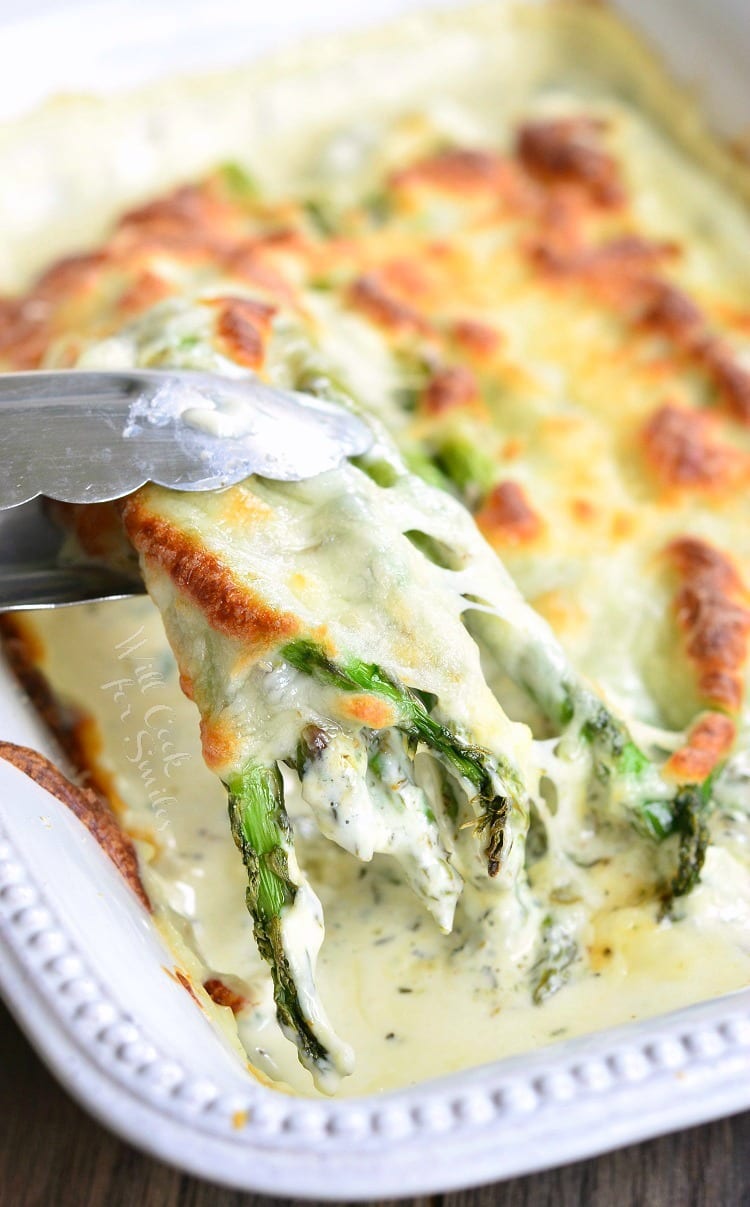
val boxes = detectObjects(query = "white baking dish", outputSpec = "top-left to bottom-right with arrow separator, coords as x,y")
2,0 -> 750,1194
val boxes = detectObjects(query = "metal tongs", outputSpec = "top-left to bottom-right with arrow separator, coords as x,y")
0,370 -> 373,611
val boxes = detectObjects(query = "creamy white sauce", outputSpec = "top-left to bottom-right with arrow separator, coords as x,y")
277,879 -> 355,1091
181,399 -> 258,440
21,600 -> 750,1097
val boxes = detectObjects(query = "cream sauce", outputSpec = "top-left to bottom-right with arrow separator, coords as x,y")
22,600 -> 750,1097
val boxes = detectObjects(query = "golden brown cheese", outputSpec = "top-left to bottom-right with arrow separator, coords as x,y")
476,480 -> 543,546
663,711 -> 736,784
390,147 -> 517,197
667,537 -> 750,715
641,403 -> 745,494
210,295 -> 277,369
515,116 -> 625,207
121,495 -> 300,649
420,365 -> 481,415
203,977 -> 249,1014
348,272 -> 433,337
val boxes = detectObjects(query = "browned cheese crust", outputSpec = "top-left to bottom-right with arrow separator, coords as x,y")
663,711 -> 737,784
666,537 -> 750,715
641,403 -> 746,494
120,496 -> 300,648
203,977 -> 249,1014
476,480 -> 543,546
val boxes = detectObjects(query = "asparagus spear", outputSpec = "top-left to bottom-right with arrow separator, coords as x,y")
244,620 -> 521,1073
283,637 -> 524,876
530,914 -> 578,1005
578,705 -> 711,905
464,606 -> 711,899
664,780 -> 712,904
224,632 -> 517,1080
226,760 -> 353,1091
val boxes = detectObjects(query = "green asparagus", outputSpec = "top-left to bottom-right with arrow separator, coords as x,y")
283,637 -> 523,876
226,761 -> 350,1085
465,606 -> 714,898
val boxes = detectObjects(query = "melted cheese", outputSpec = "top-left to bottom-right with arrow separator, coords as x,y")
4,1 -> 750,1097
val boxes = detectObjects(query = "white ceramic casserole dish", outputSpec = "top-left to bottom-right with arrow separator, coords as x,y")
2,0 -> 750,1194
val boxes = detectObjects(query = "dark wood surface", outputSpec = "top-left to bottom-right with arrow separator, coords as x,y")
1,1000 -> 748,1207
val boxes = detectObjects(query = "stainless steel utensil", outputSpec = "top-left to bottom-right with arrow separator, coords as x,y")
1,369 -> 373,508
0,369 -> 373,610
0,497 -> 144,611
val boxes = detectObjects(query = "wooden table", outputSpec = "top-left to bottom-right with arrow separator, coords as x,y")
1,1000 -> 748,1207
